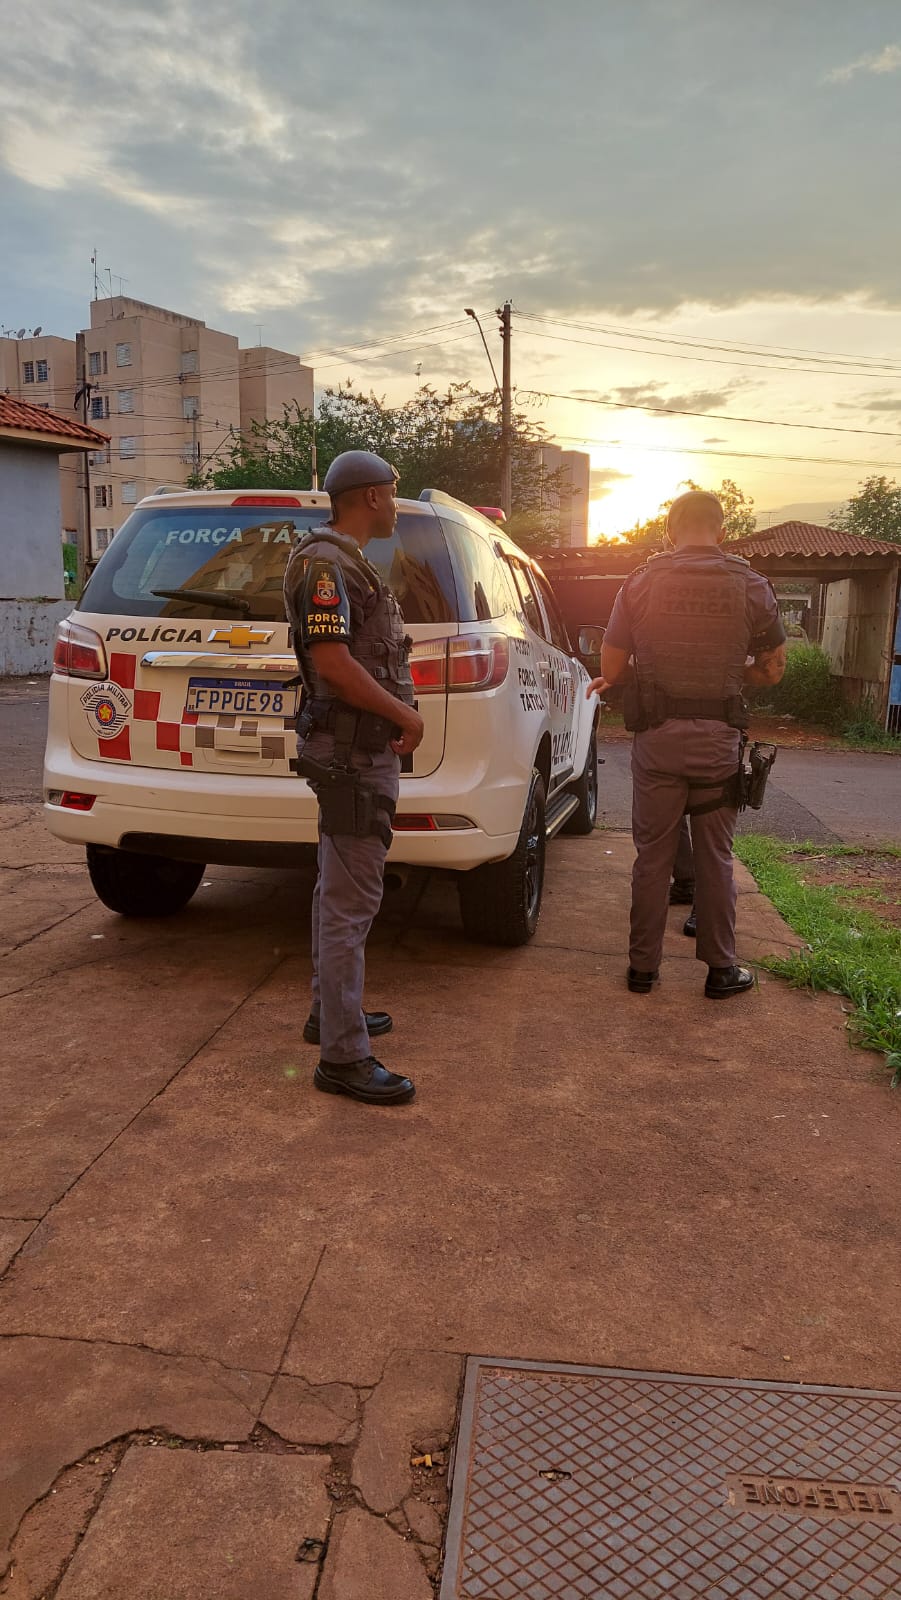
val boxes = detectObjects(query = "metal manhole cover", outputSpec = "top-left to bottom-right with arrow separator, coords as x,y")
441,1361 -> 901,1599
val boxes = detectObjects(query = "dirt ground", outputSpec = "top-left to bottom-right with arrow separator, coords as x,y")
786,848 -> 901,928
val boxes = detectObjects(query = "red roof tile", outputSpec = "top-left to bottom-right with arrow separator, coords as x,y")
735,520 -> 901,559
0,394 -> 109,448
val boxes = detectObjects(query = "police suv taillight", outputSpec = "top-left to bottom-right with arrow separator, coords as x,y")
410,634 -> 509,694
52,619 -> 107,679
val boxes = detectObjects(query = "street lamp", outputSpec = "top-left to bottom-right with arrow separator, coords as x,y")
464,308 -> 502,397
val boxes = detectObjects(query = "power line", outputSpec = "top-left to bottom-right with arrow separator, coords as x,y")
517,309 -> 901,375
516,385 -> 901,440
514,319 -> 901,380
550,430 -> 901,472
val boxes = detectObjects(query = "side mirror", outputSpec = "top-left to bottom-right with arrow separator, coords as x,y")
578,626 -> 605,656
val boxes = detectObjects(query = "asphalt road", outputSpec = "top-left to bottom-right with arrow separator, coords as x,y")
597,733 -> 901,845
2,678 -> 899,844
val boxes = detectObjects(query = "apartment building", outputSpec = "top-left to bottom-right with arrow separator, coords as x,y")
538,444 -> 591,547
0,335 -> 80,538
83,297 -> 314,555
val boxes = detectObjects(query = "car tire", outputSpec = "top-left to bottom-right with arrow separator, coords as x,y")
86,845 -> 206,917
458,769 -> 547,946
562,723 -> 599,835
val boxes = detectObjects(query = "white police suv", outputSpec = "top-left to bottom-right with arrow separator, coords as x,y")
44,488 -> 599,944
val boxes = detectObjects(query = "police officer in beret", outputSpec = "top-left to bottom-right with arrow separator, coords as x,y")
587,489 -> 786,998
284,451 -> 424,1104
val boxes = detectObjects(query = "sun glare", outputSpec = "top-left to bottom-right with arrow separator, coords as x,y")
588,452 -> 689,542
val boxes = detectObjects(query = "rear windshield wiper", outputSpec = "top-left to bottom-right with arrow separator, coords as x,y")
151,587 -> 251,614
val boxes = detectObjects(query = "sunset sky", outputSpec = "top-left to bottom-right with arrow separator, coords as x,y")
3,1 -> 901,538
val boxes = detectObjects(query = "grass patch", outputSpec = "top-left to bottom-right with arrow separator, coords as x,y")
734,835 -> 901,1086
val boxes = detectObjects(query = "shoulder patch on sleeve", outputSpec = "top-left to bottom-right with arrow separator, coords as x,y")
299,558 -> 352,646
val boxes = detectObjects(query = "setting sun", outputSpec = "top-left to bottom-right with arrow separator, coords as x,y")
588,449 -> 693,542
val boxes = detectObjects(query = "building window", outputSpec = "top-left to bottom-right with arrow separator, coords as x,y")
116,343 -> 132,367
182,395 -> 199,419
118,388 -> 134,413
36,359 -> 48,382
90,449 -> 110,468
22,361 -> 34,384
94,484 -> 112,509
121,481 -> 138,504
88,350 -> 108,377
181,350 -> 198,374
90,395 -> 108,420
181,443 -> 201,466
119,436 -> 136,460
95,528 -> 112,553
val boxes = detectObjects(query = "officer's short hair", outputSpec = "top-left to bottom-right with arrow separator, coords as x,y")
667,490 -> 724,542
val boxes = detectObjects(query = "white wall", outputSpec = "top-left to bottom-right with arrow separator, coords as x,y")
0,443 -> 66,598
0,600 -> 70,674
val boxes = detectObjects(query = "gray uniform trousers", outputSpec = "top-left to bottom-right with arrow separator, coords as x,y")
302,732 -> 400,1065
673,816 -> 694,882
630,719 -> 741,972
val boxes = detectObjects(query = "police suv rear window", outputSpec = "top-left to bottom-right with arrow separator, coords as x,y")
81,506 -> 459,624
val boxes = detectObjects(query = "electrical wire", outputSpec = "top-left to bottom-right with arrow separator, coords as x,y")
517,309 -> 901,375
516,386 -> 901,440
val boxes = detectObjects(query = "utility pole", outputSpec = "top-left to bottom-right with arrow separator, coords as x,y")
191,404 -> 200,477
497,300 -> 513,518
311,410 -> 318,490
74,330 -> 93,593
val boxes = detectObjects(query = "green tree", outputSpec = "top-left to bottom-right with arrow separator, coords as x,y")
830,475 -> 901,545
192,382 -> 568,555
620,477 -> 756,547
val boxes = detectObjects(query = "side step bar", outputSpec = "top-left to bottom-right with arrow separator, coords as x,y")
545,791 -> 579,839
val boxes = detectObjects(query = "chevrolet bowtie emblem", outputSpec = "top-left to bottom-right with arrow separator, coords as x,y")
208,625 -> 275,648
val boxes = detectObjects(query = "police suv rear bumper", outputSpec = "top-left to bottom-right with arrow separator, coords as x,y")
43,745 -> 521,872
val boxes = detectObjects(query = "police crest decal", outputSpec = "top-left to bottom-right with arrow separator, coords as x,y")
80,682 -> 131,739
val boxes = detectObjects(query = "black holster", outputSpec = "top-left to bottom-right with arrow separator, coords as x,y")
289,751 -> 396,848
739,741 -> 777,811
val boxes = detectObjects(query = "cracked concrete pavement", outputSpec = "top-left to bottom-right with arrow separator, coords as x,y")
1,720 -> 900,1594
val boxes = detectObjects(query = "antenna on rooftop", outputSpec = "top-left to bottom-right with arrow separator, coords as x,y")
91,250 -> 99,300
32,326 -> 42,337
16,328 -> 26,340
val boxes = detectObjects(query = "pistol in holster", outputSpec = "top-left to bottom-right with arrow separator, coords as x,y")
735,739 -> 777,811
289,750 -> 396,848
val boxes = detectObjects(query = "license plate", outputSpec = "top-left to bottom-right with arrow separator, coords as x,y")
186,677 -> 298,717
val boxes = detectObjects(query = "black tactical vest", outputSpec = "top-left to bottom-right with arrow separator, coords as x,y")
626,547 -> 753,722
285,528 -> 415,708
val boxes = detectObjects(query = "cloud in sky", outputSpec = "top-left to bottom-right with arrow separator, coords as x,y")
826,42 -> 901,82
3,0 -> 901,358
608,382 -> 742,414
590,466 -> 630,499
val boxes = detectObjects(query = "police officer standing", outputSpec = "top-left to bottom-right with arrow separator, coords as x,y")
284,451 -> 424,1104
587,490 -> 786,998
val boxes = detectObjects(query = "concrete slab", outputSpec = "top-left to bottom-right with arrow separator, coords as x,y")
262,1375 -> 360,1446
0,933 -> 283,1216
318,1508 -> 433,1600
55,1445 -> 331,1600
0,1221 -> 34,1274
0,1336 -> 268,1571
353,1349 -> 461,1515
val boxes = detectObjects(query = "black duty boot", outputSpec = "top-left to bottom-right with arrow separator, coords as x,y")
669,878 -> 695,906
704,965 -> 755,1000
683,906 -> 697,938
627,967 -> 659,994
303,1011 -> 393,1047
314,1056 -> 415,1105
